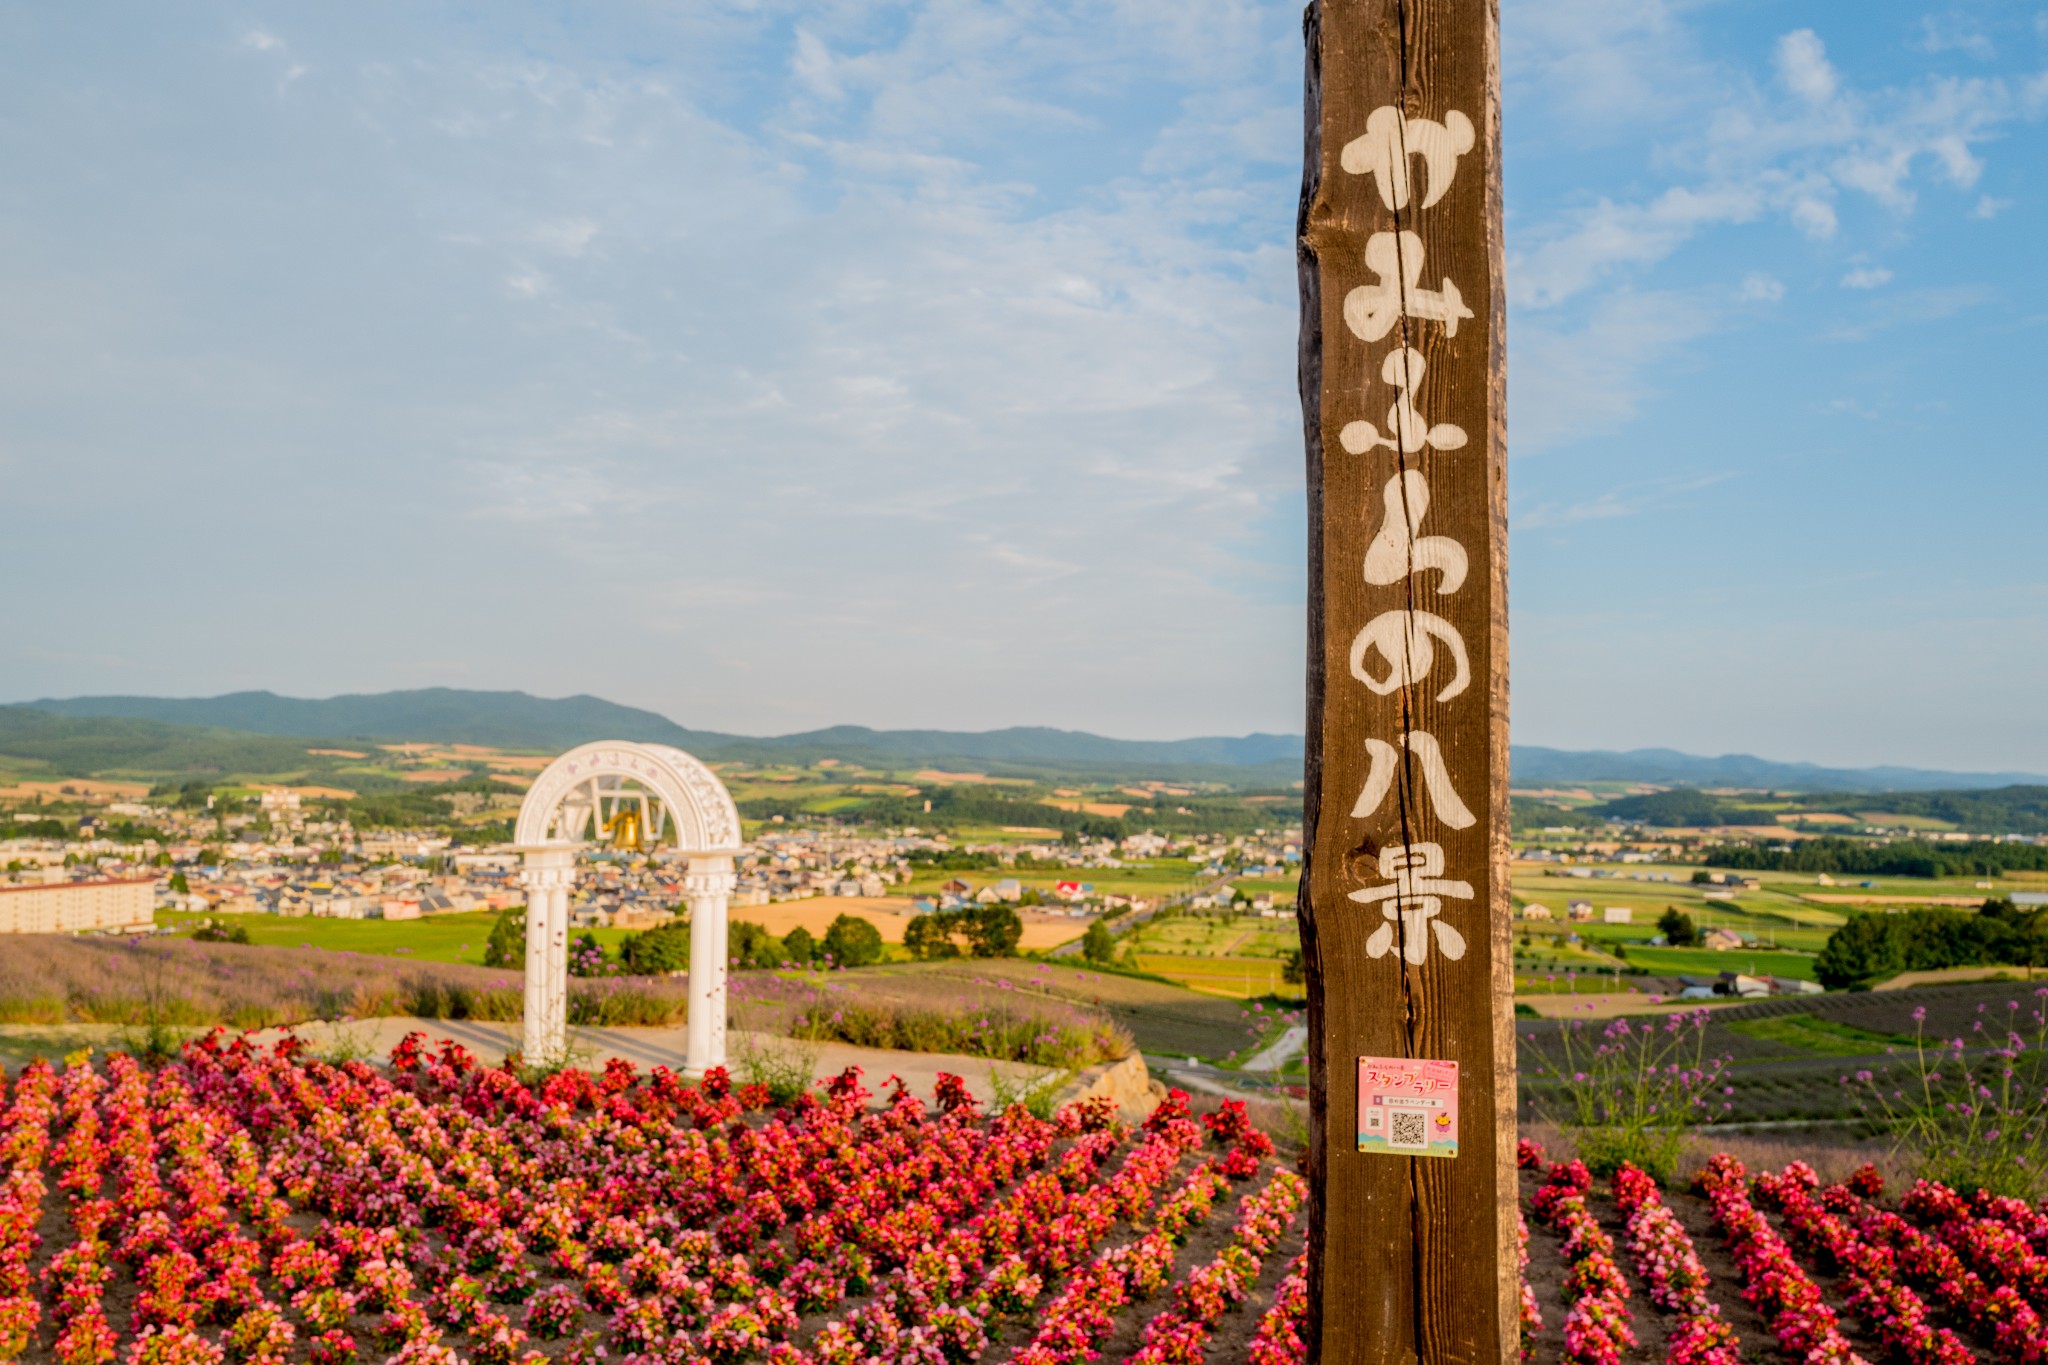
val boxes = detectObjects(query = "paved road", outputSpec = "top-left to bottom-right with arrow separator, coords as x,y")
1241,1023 -> 1306,1073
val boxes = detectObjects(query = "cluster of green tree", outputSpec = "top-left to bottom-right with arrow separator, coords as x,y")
1121,793 -> 1300,837
153,779 -> 221,809
482,909 -> 888,975
188,918 -> 251,945
1593,789 -> 1781,827
332,777 -> 498,830
735,795 -> 805,821
1508,797 -> 1606,832
741,779 -> 1296,841
1707,837 -> 2048,879
1657,907 -> 1699,946
840,787 -> 1126,839
1814,899 -> 2048,989
901,905 -> 1024,959
0,818 -> 69,839
1807,786 -> 2048,836
97,819 -> 168,842
904,848 -> 1004,870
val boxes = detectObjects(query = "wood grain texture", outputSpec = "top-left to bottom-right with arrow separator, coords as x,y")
1296,1 -> 1513,1362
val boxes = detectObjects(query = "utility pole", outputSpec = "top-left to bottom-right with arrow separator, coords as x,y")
1296,1 -> 1514,1362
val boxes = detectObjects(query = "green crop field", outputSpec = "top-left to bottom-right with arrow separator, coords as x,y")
1618,946 -> 1820,981
1133,953 -> 1302,1002
155,909 -> 640,968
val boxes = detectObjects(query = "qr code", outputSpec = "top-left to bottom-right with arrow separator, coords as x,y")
1389,1110 -> 1428,1149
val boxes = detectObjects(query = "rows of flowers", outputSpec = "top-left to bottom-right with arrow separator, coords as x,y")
1529,1161 -> 1634,1365
1695,1154 -> 1868,1365
1900,1176 -> 2048,1317
1528,1160 -> 1634,1365
1609,1162 -> 1739,1365
1797,1167 -> 2048,1365
0,1032 -> 1305,1365
1752,1162 -> 1972,1365
1245,1254 -> 1306,1365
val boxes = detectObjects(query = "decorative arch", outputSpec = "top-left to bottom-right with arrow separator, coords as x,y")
513,741 -> 740,1072
513,740 -> 742,852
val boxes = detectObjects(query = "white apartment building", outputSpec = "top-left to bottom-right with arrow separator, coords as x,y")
0,877 -> 155,935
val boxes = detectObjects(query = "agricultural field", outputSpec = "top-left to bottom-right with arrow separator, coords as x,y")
155,908 -> 536,967
1132,955 -> 1297,1004
879,958 -> 1284,1060
1115,912 -> 1304,1003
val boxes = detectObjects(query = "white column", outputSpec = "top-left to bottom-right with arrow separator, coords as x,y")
546,879 -> 570,1050
682,856 -> 737,1076
518,848 -> 576,1064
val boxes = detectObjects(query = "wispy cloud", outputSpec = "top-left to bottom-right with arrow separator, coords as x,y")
1514,472 -> 1734,531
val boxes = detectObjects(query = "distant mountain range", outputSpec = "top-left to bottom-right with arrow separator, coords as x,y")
15,690 -> 1303,782
1509,746 -> 2048,793
13,689 -> 2045,791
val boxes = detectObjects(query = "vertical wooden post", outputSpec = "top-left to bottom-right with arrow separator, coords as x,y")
1296,1 -> 1513,1363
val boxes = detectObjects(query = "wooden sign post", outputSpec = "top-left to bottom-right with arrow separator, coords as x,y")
1295,1 -> 1514,1362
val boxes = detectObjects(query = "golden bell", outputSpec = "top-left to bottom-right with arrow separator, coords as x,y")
600,807 -> 645,852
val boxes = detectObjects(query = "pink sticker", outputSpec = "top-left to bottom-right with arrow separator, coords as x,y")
1357,1056 -> 1459,1158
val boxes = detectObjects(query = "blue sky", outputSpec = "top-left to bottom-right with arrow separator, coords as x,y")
1,2 -> 2043,769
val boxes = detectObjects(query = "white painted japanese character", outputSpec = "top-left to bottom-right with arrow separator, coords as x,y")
1342,347 -> 1468,456
1364,469 -> 1467,594
1340,106 -> 1476,212
1350,609 -> 1470,701
1350,842 -> 1472,963
1344,232 -> 1474,343
1352,731 -> 1475,829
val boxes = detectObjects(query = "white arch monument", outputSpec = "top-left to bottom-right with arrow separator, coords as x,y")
513,741 -> 742,1072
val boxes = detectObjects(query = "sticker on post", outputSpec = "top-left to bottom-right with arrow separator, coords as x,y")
1357,1057 -> 1459,1158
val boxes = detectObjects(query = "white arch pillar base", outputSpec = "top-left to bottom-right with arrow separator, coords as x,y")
518,848 -> 576,1064
682,857 -> 737,1077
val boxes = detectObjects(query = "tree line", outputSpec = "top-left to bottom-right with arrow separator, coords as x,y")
1707,837 -> 2048,879
1813,899 -> 2048,989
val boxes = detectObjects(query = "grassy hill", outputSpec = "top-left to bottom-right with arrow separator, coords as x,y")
0,706 -> 344,779
20,690 -> 1303,784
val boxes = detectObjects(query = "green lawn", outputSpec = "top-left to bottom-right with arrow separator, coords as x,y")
155,908 -> 642,968
1619,946 -> 1820,981
1727,1014 -> 1909,1056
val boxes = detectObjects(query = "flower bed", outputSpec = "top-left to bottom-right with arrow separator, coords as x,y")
1752,1162 -> 1971,1365
0,1034 -> 1301,1365
1530,1161 -> 1635,1365
1610,1162 -> 1739,1365
1695,1153 -> 1867,1365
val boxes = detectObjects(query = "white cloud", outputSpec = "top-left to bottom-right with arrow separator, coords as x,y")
1828,285 -> 1991,341
1509,185 -> 1762,309
1776,30 -> 1839,105
531,219 -> 599,258
1841,266 -> 1893,289
1974,194 -> 2011,217
1512,290 -> 1721,453
1739,273 -> 1785,303
1920,16 -> 1996,60
1514,472 -> 1734,530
